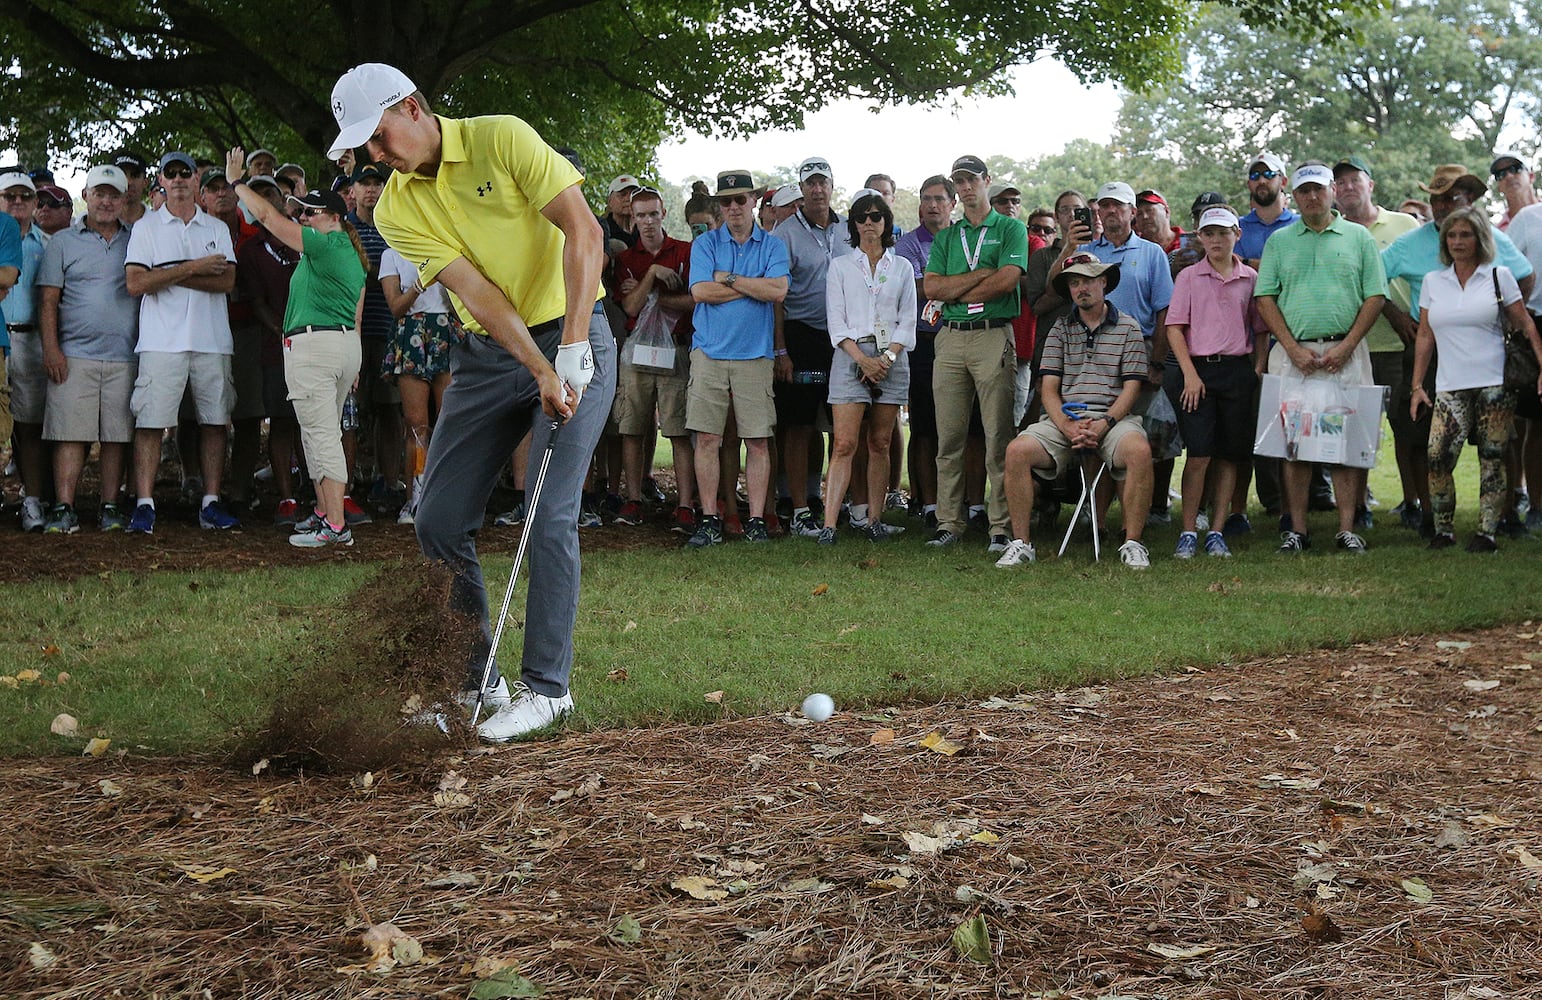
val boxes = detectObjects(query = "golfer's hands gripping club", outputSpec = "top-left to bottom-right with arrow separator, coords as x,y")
547,340 -> 594,419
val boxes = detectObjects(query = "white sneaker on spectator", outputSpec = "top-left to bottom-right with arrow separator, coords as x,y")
477,683 -> 573,742
994,538 -> 1036,568
1119,539 -> 1151,569
20,496 -> 46,533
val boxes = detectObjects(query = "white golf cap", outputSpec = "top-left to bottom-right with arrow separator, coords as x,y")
1094,181 -> 1136,205
771,183 -> 801,208
1246,151 -> 1286,174
798,156 -> 833,182
0,171 -> 36,193
1291,163 -> 1335,190
328,63 -> 417,160
85,164 -> 129,193
849,188 -> 884,208
607,174 -> 641,195
1196,206 -> 1240,230
245,148 -> 276,165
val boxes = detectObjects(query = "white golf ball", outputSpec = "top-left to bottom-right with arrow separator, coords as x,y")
801,693 -> 835,723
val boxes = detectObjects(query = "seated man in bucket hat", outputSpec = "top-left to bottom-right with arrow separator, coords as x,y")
997,252 -> 1154,569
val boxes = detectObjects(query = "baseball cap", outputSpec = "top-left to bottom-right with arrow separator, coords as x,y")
771,183 -> 801,208
158,152 -> 196,173
29,168 -> 55,186
288,189 -> 349,216
848,188 -> 885,209
85,164 -> 129,193
949,155 -> 988,179
1332,155 -> 1375,180
607,174 -> 641,195
1197,206 -> 1241,230
35,185 -> 71,207
1246,151 -> 1286,174
1190,191 -> 1227,217
247,174 -> 280,192
199,167 -> 228,189
352,162 -> 390,183
798,157 -> 833,183
988,183 -> 1021,201
0,171 -> 35,192
1491,150 -> 1528,176
111,151 -> 148,174
1290,163 -> 1335,190
1094,181 -> 1136,205
328,63 -> 417,159
246,148 -> 276,166
1135,189 -> 1168,209
277,163 -> 306,180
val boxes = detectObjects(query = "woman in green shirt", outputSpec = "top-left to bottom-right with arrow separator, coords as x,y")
227,148 -> 367,547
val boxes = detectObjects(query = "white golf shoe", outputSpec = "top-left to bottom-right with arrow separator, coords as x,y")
476,683 -> 574,742
456,676 -> 512,713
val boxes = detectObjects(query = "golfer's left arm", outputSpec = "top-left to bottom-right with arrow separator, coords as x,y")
543,184 -> 605,407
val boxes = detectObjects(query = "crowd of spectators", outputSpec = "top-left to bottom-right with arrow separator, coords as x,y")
6,139 -> 1542,566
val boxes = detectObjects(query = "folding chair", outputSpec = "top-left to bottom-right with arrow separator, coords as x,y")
1056,403 -> 1110,561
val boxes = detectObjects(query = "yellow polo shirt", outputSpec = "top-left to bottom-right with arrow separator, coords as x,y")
375,114 -> 600,333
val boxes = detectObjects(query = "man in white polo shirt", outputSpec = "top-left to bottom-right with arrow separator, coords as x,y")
123,151 -> 240,534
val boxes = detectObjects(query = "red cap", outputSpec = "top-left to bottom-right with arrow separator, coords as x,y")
1135,189 -> 1168,209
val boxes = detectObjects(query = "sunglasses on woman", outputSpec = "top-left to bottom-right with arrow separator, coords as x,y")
301,207 -> 331,218
855,211 -> 886,223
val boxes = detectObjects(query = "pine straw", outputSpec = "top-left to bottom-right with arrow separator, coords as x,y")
3,626 -> 1541,998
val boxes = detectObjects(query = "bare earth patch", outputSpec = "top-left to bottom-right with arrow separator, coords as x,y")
2,627 -> 1540,998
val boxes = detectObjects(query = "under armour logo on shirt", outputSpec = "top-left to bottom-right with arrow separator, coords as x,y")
477,181 -> 494,197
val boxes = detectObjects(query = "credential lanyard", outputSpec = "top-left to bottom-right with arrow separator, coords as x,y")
961,224 -> 988,271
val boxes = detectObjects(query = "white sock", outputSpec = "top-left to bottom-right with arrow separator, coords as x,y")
137,498 -> 155,509
924,503 -> 936,514
849,503 -> 869,526
202,494 -> 219,508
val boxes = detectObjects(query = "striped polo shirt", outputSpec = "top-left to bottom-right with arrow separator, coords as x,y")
1039,303 -> 1149,413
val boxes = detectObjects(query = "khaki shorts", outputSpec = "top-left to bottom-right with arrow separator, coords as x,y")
7,330 -> 47,424
131,350 -> 234,429
1267,338 -> 1372,384
285,330 -> 362,485
618,363 -> 689,437
0,353 -> 12,445
44,358 -> 137,443
686,350 -> 776,438
231,324 -> 266,420
1019,414 -> 1147,482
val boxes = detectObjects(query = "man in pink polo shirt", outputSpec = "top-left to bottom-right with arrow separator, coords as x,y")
1163,205 -> 1267,559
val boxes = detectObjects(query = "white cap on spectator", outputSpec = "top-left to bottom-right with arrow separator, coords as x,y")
1291,163 -> 1334,190
771,183 -> 801,208
85,164 -> 129,193
607,174 -> 641,195
798,156 -> 833,183
328,63 -> 417,159
246,148 -> 276,165
1196,206 -> 1240,230
1246,151 -> 1286,174
1094,181 -> 1136,205
0,171 -> 36,192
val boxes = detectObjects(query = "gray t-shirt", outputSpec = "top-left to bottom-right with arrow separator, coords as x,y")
772,208 -> 854,327
37,221 -> 138,361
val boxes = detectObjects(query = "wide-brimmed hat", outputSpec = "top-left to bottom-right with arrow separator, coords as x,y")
714,169 -> 757,197
1052,251 -> 1121,299
1420,165 -> 1486,198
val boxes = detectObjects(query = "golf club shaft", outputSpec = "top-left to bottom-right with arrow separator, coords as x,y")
472,418 -> 561,725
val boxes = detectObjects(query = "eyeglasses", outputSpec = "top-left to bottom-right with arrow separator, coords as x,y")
855,211 -> 886,223
1028,224 -> 1057,236
162,167 -> 193,179
2,190 -> 36,202
717,194 -> 749,207
1248,170 -> 1281,181
1494,164 -> 1526,179
993,196 -> 1022,206
37,195 -> 69,209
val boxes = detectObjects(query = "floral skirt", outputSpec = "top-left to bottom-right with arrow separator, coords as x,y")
381,311 -> 465,382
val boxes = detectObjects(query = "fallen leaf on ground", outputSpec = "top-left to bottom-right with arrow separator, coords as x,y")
703,690 -> 724,704
609,914 -> 641,943
811,583 -> 829,596
784,877 -> 834,893
175,862 -> 237,884
1463,679 -> 1501,692
251,757 -> 269,775
917,731 -> 962,756
83,738 -> 111,758
98,779 -> 122,797
16,668 -> 41,682
423,872 -> 479,889
678,815 -> 708,831
434,791 -> 473,808
1437,640 -> 1473,650
860,813 -> 886,826
951,913 -> 991,962
28,941 -> 57,968
1293,863 -> 1338,889
1315,883 -> 1342,900
868,874 -> 910,890
1147,943 -> 1216,960
969,830 -> 1000,844
1300,905 -> 1342,942
623,620 -> 637,632
49,714 -> 79,737
469,967 -> 545,998
1508,845 -> 1542,873
902,830 -> 946,854
1434,822 -> 1471,849
56,671 -> 70,683
606,668 -> 628,683
1185,783 -> 1225,796
358,921 -> 423,973
670,876 -> 727,900
0,676 -> 16,689
548,773 -> 603,804
1467,813 -> 1515,828
869,728 -> 895,745
1402,877 -> 1434,903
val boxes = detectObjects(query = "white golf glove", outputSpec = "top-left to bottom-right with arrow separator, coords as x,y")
555,340 -> 594,393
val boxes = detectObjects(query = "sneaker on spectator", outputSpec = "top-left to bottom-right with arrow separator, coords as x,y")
994,538 -> 1035,568
1174,531 -> 1198,559
1353,505 -> 1373,531
99,502 -> 128,532
273,498 -> 300,526
397,503 -> 416,525
1465,532 -> 1498,553
642,477 -> 668,505
1277,530 -> 1310,553
1118,539 -> 1150,569
923,509 -> 939,531
1427,532 -> 1456,550
687,515 -> 724,548
967,508 -> 989,533
494,498 -> 527,527
1204,531 -> 1231,557
1146,509 -> 1172,527
816,525 -> 837,546
289,522 -> 354,548
577,495 -> 603,528
926,528 -> 960,547
476,683 -> 573,742
873,521 -> 905,537
1394,501 -> 1423,530
128,504 -> 156,535
1497,513 -> 1529,539
615,500 -> 645,526
44,503 -> 80,534
743,516 -> 770,542
987,534 -> 1010,553
790,510 -> 822,538
1222,512 -> 1251,536
342,495 -> 372,525
199,499 -> 240,530
602,492 -> 624,516
861,523 -> 893,543
775,496 -> 793,522
20,496 -> 46,533
1335,530 -> 1368,554
293,509 -> 327,534
671,505 -> 697,534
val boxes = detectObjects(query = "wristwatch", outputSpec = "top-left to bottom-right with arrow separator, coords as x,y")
724,273 -> 737,287
883,349 -> 898,364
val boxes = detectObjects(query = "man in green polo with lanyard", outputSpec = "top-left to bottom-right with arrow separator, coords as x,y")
1255,161 -> 1386,555
923,155 -> 1030,552
326,62 -> 616,742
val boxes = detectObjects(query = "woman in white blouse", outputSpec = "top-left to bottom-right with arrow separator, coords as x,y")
818,191 -> 917,544
1410,206 -> 1542,552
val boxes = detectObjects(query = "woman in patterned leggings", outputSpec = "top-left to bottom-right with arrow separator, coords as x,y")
1410,207 -> 1542,551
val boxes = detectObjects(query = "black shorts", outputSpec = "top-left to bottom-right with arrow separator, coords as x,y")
1164,354 -> 1255,462
774,319 -> 834,426
907,335 -> 937,438
1518,315 -> 1542,419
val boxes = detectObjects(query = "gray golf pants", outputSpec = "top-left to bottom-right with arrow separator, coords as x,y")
415,309 -> 616,697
